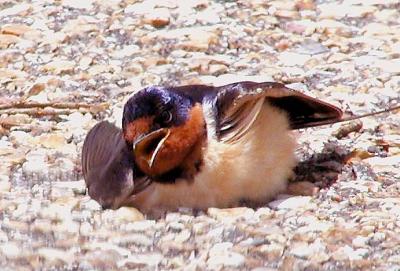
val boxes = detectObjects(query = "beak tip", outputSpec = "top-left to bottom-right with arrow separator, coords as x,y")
132,128 -> 171,172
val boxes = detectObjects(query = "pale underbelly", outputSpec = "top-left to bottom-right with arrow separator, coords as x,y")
129,103 -> 297,214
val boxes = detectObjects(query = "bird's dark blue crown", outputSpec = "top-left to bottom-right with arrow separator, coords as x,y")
122,86 -> 193,129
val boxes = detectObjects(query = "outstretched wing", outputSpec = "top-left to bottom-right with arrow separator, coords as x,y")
213,81 -> 343,142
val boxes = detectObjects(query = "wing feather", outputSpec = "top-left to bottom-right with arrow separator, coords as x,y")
81,121 -> 125,183
220,98 -> 265,143
214,81 -> 343,142
81,121 -> 152,208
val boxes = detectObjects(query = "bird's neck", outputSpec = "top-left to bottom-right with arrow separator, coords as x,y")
151,133 -> 206,184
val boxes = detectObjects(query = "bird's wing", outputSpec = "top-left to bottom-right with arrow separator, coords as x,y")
214,81 -> 343,142
81,121 -> 125,183
82,121 -> 152,207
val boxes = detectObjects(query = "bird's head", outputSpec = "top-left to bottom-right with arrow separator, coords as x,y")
122,86 -> 206,179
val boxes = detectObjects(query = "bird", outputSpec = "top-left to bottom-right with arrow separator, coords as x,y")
82,81 -> 343,214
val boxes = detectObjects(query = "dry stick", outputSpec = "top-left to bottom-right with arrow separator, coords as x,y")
332,119 -> 364,139
0,108 -> 91,117
341,104 -> 400,122
0,101 -> 108,110
303,104 -> 400,129
0,101 -> 109,117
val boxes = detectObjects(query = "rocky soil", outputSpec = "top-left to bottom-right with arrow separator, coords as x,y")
0,0 -> 399,270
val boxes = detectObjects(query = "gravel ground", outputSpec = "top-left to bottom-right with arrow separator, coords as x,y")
1,0 -> 400,270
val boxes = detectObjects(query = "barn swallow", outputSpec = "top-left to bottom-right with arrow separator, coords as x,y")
82,81 -> 343,213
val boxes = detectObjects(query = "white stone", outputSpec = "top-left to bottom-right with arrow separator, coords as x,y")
124,220 -> 156,231
118,253 -> 163,268
111,45 -> 141,59
208,207 -> 255,223
63,0 -> 94,10
0,3 -> 31,17
207,242 -> 245,268
352,236 -> 369,248
278,52 -> 311,66
268,196 -> 312,210
37,248 -> 73,264
0,243 -> 21,259
9,131 -> 34,146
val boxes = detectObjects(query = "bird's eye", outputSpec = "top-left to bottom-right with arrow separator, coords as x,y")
161,110 -> 172,124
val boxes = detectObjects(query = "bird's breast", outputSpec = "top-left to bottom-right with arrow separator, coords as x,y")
128,102 -> 297,215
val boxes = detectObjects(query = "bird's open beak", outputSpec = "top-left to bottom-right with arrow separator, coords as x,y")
133,128 -> 170,169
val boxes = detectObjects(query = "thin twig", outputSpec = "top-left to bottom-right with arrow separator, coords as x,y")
0,101 -> 108,110
0,107 -> 101,117
0,102 -> 109,115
